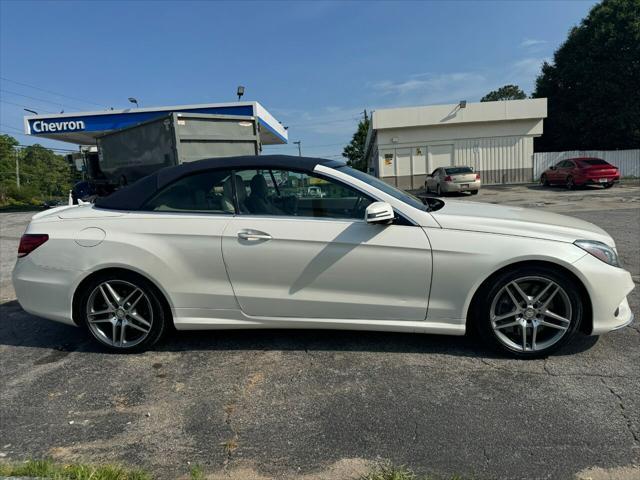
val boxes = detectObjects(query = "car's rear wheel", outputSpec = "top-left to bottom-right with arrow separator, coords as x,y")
603,182 -> 614,189
474,266 -> 583,358
78,272 -> 167,352
470,190 -> 479,195
541,174 -> 549,186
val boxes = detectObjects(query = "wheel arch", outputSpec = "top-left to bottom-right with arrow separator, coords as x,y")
71,266 -> 174,327
464,259 -> 593,335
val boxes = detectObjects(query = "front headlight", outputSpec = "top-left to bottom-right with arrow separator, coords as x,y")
574,240 -> 621,267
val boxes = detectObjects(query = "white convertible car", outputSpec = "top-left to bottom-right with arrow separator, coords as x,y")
12,155 -> 634,358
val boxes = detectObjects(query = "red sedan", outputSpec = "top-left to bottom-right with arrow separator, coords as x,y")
541,157 -> 620,189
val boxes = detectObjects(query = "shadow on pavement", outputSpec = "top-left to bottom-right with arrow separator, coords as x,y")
0,300 -> 599,359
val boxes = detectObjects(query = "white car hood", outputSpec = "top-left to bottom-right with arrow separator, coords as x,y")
430,200 -> 614,246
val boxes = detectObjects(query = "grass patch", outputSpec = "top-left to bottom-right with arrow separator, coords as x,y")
0,459 -> 151,480
360,462 -> 466,480
189,464 -> 205,480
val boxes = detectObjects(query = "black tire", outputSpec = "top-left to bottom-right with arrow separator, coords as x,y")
77,271 -> 168,352
566,176 -> 575,190
473,265 -> 583,359
436,184 -> 442,196
541,174 -> 549,187
470,190 -> 479,195
603,182 -> 614,189
425,182 -> 430,193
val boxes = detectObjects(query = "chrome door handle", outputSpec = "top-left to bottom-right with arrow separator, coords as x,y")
238,230 -> 272,241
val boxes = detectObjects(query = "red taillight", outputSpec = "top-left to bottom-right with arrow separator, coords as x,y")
18,234 -> 49,258
475,173 -> 481,180
444,175 -> 452,182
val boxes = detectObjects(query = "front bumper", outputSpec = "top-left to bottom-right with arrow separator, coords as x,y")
12,257 -> 79,326
572,253 -> 635,334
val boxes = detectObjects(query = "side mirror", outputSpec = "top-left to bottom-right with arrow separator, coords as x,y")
550,166 -> 557,170
365,201 -> 395,224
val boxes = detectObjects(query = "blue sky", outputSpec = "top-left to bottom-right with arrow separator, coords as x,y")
0,0 -> 596,157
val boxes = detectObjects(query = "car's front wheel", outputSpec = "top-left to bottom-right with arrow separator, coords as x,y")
474,266 -> 583,358
541,174 -> 549,186
78,272 -> 168,352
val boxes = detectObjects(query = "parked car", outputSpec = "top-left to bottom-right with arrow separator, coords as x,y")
306,186 -> 325,198
425,166 -> 481,195
13,155 -> 634,358
541,158 -> 620,189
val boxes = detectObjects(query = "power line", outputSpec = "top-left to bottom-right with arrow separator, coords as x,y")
0,76 -> 108,109
0,99 -> 54,114
0,123 -> 24,133
1,88 -> 86,111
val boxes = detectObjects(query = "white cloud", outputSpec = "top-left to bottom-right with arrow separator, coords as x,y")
520,38 -> 547,48
370,72 -> 491,106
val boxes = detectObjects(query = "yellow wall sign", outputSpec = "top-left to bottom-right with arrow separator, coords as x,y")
384,153 -> 394,166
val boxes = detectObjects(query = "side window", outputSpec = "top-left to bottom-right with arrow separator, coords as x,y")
566,161 -> 575,168
236,168 -> 374,220
142,169 -> 235,213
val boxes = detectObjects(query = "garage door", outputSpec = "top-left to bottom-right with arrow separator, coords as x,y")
429,144 -> 454,171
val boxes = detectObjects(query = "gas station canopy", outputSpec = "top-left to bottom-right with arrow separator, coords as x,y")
23,101 -> 288,146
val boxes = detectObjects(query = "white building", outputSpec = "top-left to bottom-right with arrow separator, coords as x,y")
364,98 -> 547,188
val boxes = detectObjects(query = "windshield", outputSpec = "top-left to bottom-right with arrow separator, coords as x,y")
336,166 -> 427,211
445,167 -> 473,174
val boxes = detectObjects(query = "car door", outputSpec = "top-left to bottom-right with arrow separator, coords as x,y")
426,168 -> 440,191
221,167 -> 432,321
563,160 -> 577,182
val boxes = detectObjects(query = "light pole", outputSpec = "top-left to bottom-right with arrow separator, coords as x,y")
237,86 -> 245,101
15,149 -> 20,189
23,108 -> 38,115
293,141 -> 302,157
128,97 -> 140,108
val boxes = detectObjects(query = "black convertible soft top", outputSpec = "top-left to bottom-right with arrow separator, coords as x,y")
95,155 -> 346,211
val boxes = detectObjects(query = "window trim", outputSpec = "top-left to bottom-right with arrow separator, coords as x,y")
233,167 -> 401,223
139,167 -> 236,215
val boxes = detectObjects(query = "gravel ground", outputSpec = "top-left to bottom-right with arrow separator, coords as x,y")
0,184 -> 638,480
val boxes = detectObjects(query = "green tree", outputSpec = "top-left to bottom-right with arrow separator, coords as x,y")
481,85 -> 527,102
532,0 -> 640,151
20,144 -> 72,197
0,134 -> 73,206
342,112 -> 370,172
0,134 -> 20,203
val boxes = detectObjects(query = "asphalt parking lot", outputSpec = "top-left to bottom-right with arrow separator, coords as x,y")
1,184 -> 639,480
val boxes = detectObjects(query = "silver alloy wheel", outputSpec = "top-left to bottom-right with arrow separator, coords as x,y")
490,276 -> 572,352
86,280 -> 153,348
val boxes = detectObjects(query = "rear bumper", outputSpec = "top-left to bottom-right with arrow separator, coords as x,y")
12,257 -> 79,326
442,180 -> 481,193
576,176 -> 620,186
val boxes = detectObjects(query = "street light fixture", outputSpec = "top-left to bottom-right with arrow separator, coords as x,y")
237,86 -> 245,101
128,97 -> 140,108
293,141 -> 302,157
23,108 -> 38,115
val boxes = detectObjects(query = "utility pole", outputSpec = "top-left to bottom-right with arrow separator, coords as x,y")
293,141 -> 302,156
15,148 -> 20,189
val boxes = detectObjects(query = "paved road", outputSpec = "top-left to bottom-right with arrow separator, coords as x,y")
1,186 -> 639,479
